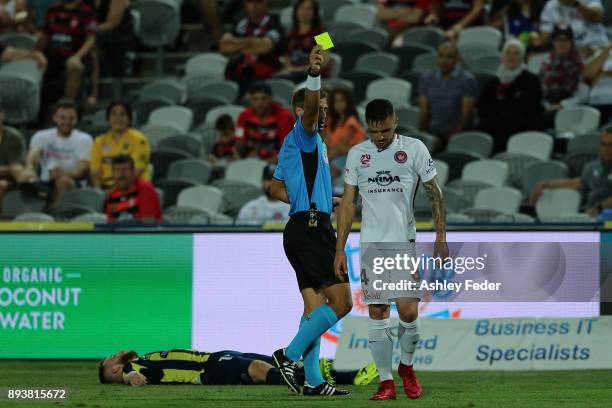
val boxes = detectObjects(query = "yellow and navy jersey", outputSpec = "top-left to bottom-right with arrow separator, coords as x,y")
123,349 -> 211,384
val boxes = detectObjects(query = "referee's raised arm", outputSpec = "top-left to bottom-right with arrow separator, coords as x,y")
301,45 -> 325,133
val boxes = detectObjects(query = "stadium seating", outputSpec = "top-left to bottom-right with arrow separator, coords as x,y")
212,179 -> 263,216
133,96 -> 175,127
148,106 -> 194,133
136,79 -> 187,105
355,52 -> 399,77
14,212 -> 55,222
2,191 -> 46,219
225,159 -> 268,187
340,71 -> 386,102
563,150 -> 598,178
402,26 -> 445,49
555,106 -> 601,138
395,106 -> 420,129
447,131 -> 494,158
411,53 -> 437,74
535,188 -> 581,220
150,147 -> 192,181
177,185 -> 223,213
205,105 -> 244,126
167,159 -> 212,185
60,188 -> 106,213
333,4 -> 378,29
389,44 -> 436,72
366,78 -> 412,109
458,26 -> 502,49
521,160 -> 568,198
266,78 -> 297,106
0,60 -> 43,124
158,135 -> 204,158
507,131 -> 554,160
0,32 -> 36,50
334,41 -> 381,73
71,212 -> 108,224
491,213 -> 536,223
186,80 -> 239,104
567,132 -> 601,154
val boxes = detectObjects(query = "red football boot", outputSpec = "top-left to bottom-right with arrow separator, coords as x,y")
398,363 -> 422,399
369,379 -> 397,400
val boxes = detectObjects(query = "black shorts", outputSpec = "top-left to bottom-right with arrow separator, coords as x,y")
201,351 -> 273,385
283,211 -> 346,292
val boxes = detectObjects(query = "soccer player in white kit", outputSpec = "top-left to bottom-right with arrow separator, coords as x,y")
334,99 -> 449,400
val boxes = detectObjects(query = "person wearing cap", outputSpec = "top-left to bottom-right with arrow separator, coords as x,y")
538,0 -> 608,56
0,102 -> 27,212
477,38 -> 543,153
236,163 -> 289,225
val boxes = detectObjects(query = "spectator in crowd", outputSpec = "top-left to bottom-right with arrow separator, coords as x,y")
537,0 -> 608,57
0,38 -> 47,67
0,102 -> 26,212
490,0 -> 543,48
324,88 -> 365,178
88,0 -> 136,105
220,0 -> 283,92
478,39 -> 542,153
425,0 -> 485,40
104,154 -> 162,224
22,100 -> 93,207
209,114 -> 238,164
377,0 -> 429,43
236,163 -> 289,225
583,43 -> 612,123
35,0 -> 97,101
277,0 -> 329,82
235,82 -> 293,162
529,127 -> 612,217
0,0 -> 28,32
90,101 -> 150,190
418,42 -> 477,144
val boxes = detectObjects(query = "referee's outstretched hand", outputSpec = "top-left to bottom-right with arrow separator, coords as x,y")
334,250 -> 348,282
309,45 -> 324,76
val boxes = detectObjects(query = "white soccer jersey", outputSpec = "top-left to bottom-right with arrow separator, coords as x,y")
344,134 -> 436,243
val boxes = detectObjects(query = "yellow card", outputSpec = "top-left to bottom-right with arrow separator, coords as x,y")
314,32 -> 334,50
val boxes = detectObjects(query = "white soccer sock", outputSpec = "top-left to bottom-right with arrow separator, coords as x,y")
398,318 -> 420,366
368,318 -> 394,382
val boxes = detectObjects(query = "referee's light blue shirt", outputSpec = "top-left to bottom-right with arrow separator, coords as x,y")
273,117 -> 333,216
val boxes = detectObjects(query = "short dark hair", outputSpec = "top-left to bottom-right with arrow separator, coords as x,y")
54,99 -> 78,114
106,100 -> 133,123
291,88 -> 328,115
111,154 -> 135,169
98,359 -> 107,384
215,114 -> 235,131
365,99 -> 395,124
248,81 -> 272,96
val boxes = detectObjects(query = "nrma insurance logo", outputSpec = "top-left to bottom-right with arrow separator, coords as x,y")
322,243 -> 461,344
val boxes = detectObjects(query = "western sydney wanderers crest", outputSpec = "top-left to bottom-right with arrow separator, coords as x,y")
360,153 -> 371,167
394,150 -> 407,163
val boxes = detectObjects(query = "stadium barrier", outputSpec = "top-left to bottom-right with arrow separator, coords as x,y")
0,230 -> 609,359
334,316 -> 612,371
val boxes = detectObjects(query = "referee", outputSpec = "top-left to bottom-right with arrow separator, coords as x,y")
269,45 -> 352,397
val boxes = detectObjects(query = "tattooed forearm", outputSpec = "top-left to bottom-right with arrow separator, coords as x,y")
423,177 -> 446,238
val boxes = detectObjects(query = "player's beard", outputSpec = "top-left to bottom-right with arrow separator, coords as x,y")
120,351 -> 138,364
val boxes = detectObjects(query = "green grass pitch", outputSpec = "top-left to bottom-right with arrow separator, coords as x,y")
1,361 -> 611,407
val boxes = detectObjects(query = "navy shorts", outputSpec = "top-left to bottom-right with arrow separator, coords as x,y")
201,351 -> 273,385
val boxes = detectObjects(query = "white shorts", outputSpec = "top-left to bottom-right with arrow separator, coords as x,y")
360,241 -> 422,305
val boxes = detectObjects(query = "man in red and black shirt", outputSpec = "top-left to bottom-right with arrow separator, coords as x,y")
377,0 -> 431,41
235,82 -> 293,162
105,154 -> 162,224
220,0 -> 283,91
36,0 -> 97,101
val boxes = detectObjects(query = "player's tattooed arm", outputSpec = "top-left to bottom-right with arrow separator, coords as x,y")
423,177 -> 449,258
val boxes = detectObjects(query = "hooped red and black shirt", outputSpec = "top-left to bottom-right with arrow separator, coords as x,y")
105,178 -> 162,224
42,2 -> 97,58
235,103 -> 294,159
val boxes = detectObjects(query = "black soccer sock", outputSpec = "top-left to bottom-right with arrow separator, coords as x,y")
266,368 -> 286,385
330,369 -> 359,385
